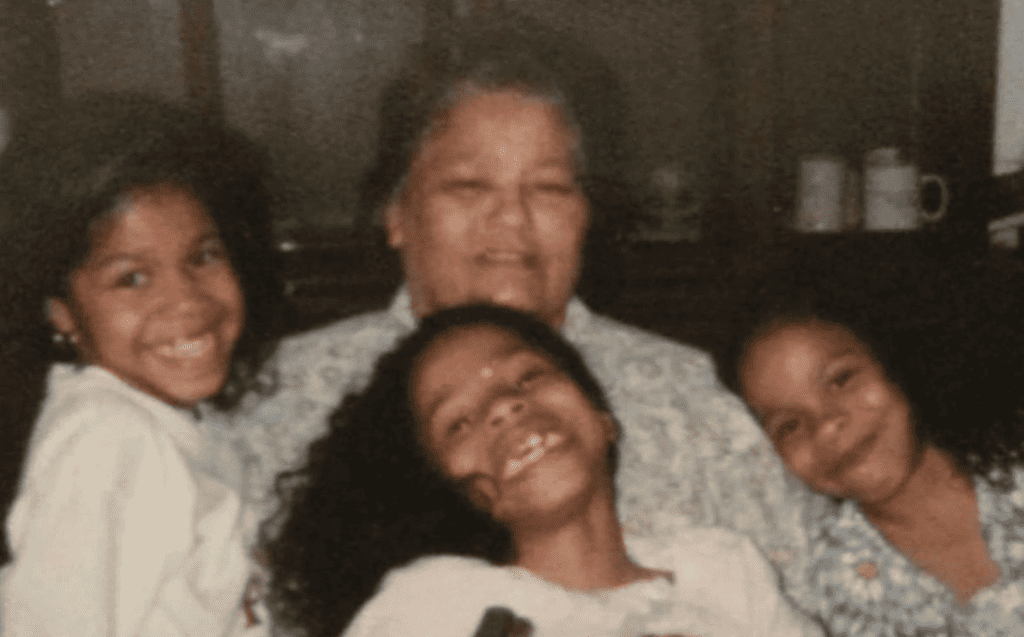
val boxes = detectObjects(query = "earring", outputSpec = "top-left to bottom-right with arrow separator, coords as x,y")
52,332 -> 65,345
69,333 -> 79,345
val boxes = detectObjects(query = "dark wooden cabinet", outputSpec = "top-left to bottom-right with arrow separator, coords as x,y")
712,0 -> 1001,241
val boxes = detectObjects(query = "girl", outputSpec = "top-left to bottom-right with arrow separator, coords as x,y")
265,304 -> 822,637
0,95 -> 282,636
727,263 -> 1024,636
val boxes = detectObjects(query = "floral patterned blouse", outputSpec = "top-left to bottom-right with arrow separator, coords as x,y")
230,289 -> 813,586
791,468 -> 1024,636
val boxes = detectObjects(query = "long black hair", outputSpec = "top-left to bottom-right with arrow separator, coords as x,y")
264,304 -> 615,637
0,93 -> 284,563
723,259 -> 1024,488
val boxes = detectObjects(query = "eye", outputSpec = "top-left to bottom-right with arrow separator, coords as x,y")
117,270 -> 149,288
530,179 -> 578,200
446,417 -> 470,438
513,366 -> 548,391
192,239 -> 229,267
766,415 -> 801,442
441,179 -> 488,201
830,367 -> 858,390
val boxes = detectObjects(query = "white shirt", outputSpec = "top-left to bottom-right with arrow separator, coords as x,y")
343,527 -> 823,637
0,364 -> 266,637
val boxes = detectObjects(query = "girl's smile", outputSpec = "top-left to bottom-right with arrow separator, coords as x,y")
740,320 -> 919,504
411,324 -> 616,528
48,185 -> 245,408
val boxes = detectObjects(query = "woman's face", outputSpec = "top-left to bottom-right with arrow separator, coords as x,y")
739,320 -> 920,504
411,324 -> 616,530
386,88 -> 589,329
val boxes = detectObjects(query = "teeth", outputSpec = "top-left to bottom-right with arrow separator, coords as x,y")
157,334 -> 214,359
503,431 -> 564,478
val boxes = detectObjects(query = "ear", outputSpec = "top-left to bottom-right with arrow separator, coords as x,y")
384,198 -> 407,249
47,297 -> 77,337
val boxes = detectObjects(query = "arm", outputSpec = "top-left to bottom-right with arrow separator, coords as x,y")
2,401 -> 193,637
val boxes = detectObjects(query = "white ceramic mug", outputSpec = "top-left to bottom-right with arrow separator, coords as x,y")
795,154 -> 845,232
863,162 -> 949,231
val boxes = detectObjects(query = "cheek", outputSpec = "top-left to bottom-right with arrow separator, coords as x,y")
84,299 -> 141,341
534,207 -> 587,278
780,443 -> 813,478
860,383 -> 889,408
536,203 -> 587,247
464,475 -> 498,513
421,200 -> 476,251
440,441 -> 481,482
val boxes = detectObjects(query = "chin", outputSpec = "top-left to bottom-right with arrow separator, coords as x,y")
155,375 -> 228,408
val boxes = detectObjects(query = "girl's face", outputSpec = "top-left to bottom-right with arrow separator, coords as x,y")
739,320 -> 920,504
411,325 -> 616,530
49,185 -> 245,408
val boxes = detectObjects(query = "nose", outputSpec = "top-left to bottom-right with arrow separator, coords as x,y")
486,185 -> 530,231
159,267 -> 205,314
811,404 -> 846,446
486,394 -> 526,430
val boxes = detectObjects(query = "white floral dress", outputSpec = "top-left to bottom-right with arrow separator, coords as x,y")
792,468 -> 1024,636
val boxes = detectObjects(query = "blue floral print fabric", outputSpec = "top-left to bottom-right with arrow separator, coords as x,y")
792,469 -> 1024,636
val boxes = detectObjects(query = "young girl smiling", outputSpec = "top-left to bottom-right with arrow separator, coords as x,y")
0,96 -> 282,636
265,304 -> 821,637
728,265 -> 1024,636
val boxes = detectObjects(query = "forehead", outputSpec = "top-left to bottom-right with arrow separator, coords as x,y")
418,88 -> 579,163
741,321 -> 868,389
88,186 -> 215,253
415,324 -> 529,383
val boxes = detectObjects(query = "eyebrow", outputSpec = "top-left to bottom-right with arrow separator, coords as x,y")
89,228 -> 221,270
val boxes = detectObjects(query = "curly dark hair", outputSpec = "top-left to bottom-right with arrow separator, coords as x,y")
263,304 -> 616,637
0,93 -> 284,562
722,258 -> 1024,489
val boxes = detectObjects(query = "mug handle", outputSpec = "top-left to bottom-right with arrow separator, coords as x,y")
919,174 -> 949,223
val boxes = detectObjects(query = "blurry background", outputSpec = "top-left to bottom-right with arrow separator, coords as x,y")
4,0 -> 1019,356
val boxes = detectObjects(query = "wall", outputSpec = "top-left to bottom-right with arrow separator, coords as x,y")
995,0 -> 1024,176
215,0 -> 424,226
55,0 -> 185,101
47,0 -> 717,229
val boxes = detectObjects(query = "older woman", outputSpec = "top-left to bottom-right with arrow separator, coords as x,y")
235,24 -> 810,585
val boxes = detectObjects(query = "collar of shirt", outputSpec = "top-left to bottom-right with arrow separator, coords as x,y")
386,285 -> 594,336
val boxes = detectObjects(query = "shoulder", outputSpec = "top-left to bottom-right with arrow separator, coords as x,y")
631,528 -> 825,633
568,306 -> 718,379
232,307 -> 412,458
20,366 -> 190,494
263,306 -> 411,406
274,308 -> 408,372
630,526 -> 765,573
344,556 -> 507,637
36,365 -> 166,448
377,555 -> 502,592
567,304 -> 764,453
